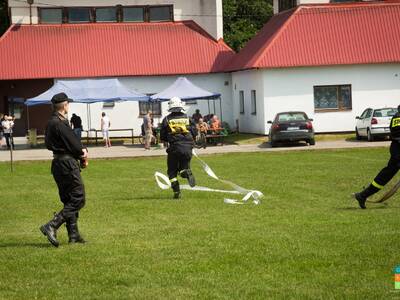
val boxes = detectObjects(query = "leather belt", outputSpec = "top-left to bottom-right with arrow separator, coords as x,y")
53,154 -> 75,160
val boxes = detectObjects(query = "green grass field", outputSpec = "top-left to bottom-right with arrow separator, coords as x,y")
1,148 -> 399,299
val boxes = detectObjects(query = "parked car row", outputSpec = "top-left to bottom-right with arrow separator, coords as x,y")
267,107 -> 396,148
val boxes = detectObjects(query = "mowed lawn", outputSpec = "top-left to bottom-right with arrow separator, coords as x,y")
0,148 -> 399,299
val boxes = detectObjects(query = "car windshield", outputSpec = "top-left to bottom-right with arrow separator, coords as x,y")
277,113 -> 307,122
373,108 -> 397,118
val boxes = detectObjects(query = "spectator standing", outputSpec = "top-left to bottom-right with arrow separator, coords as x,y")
1,114 -> 15,149
192,109 -> 203,123
143,111 -> 153,150
70,113 -> 83,140
101,112 -> 111,148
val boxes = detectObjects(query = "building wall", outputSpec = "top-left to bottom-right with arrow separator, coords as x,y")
0,79 -> 53,136
257,64 -> 400,134
68,73 -> 233,137
8,0 -> 223,40
231,70 -> 266,134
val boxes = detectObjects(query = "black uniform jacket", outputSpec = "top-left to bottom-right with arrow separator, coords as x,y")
160,112 -> 198,153
390,112 -> 400,141
45,112 -> 84,159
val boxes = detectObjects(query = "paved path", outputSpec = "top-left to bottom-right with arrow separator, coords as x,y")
0,139 -> 391,162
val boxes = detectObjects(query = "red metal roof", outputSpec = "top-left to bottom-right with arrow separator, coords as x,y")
0,21 -> 235,80
228,2 -> 400,71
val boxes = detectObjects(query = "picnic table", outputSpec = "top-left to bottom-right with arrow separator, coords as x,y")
206,128 -> 225,145
83,129 -> 138,146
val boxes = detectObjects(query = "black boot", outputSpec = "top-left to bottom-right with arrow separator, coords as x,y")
180,169 -> 196,187
40,212 -> 65,247
171,181 -> 181,199
66,215 -> 86,244
354,184 -> 380,209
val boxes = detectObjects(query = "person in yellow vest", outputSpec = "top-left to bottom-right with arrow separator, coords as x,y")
160,97 -> 198,199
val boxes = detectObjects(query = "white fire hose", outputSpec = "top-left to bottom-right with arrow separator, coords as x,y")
154,150 -> 263,205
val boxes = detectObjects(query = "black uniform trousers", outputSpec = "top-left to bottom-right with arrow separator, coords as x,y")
373,140 -> 400,186
51,158 -> 85,219
167,148 -> 192,180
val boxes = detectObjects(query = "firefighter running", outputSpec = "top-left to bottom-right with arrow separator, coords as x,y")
354,105 -> 400,209
160,97 -> 198,199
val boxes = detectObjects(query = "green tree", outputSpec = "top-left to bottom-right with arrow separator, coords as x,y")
223,0 -> 273,52
0,0 -> 9,37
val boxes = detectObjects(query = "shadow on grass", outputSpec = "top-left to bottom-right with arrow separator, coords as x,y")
336,204 -> 391,210
115,195 -> 172,201
0,242 -> 52,248
257,141 -> 309,149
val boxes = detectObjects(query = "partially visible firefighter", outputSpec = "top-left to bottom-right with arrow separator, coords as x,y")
354,104 -> 400,208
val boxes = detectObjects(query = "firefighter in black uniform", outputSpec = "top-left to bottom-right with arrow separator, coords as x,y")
160,97 -> 198,199
40,93 -> 88,247
354,105 -> 400,209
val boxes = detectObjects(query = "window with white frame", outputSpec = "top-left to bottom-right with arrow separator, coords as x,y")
251,90 -> 257,115
239,91 -> 245,114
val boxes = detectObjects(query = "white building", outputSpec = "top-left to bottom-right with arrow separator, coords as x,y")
229,1 -> 400,134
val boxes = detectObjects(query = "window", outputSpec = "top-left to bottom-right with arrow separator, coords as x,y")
103,101 -> 115,108
185,100 -> 197,105
279,0 -> 297,12
39,8 -> 63,24
314,85 -> 352,111
39,5 -> 173,24
139,102 -> 161,116
69,8 -> 91,23
251,90 -> 257,115
96,7 -> 117,22
239,91 -> 245,114
149,6 -> 173,22
123,7 -> 144,22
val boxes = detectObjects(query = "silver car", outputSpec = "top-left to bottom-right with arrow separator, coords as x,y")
355,107 -> 396,141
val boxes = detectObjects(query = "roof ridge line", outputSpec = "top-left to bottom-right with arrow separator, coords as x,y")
252,7 -> 300,68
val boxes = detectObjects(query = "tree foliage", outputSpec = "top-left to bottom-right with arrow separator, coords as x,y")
0,0 -> 8,37
223,0 -> 273,52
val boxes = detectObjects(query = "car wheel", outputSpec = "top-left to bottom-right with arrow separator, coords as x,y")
355,127 -> 361,140
367,129 -> 374,142
308,138 -> 316,146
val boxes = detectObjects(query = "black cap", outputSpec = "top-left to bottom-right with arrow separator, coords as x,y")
51,92 -> 73,104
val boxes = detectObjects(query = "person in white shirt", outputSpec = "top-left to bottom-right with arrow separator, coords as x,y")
101,112 -> 111,148
1,114 -> 14,149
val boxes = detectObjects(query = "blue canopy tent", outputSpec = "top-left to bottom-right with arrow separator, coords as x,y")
25,78 -> 150,131
26,78 -> 149,105
150,77 -> 222,120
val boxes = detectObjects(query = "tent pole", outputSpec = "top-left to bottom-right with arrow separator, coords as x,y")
213,99 -> 216,115
208,100 -> 210,116
219,97 -> 223,122
26,105 -> 30,134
